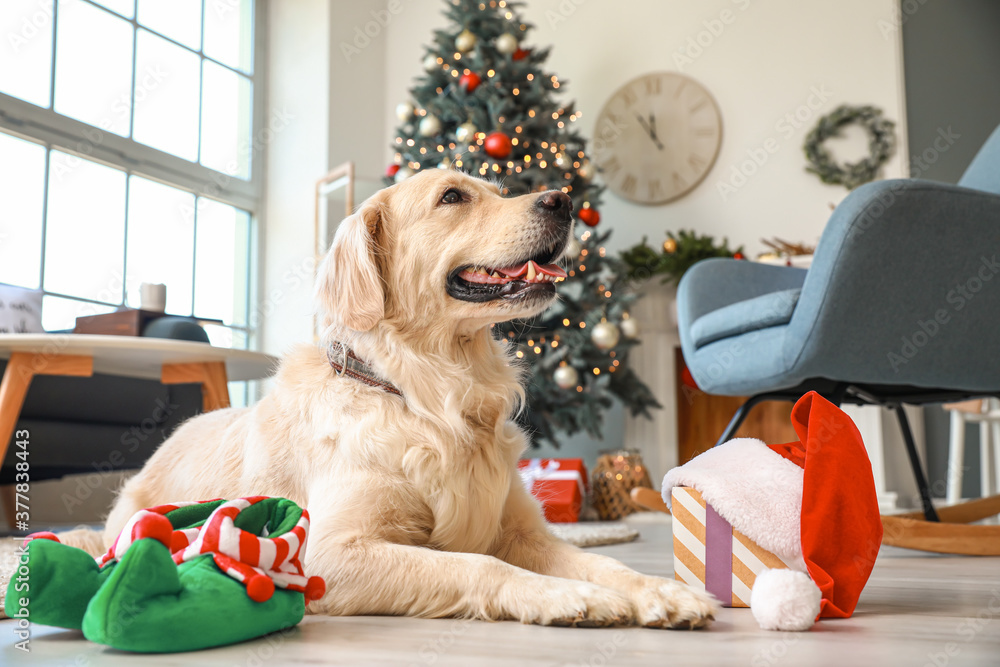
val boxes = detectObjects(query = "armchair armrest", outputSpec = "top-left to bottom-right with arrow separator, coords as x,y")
677,258 -> 807,333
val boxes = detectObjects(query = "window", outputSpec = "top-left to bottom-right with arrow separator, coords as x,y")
0,1 -> 262,387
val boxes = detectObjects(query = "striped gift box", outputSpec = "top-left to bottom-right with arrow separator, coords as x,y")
671,486 -> 798,607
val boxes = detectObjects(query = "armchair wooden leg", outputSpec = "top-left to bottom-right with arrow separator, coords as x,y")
162,361 -> 231,412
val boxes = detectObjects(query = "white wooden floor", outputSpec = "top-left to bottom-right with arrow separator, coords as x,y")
3,513 -> 1000,666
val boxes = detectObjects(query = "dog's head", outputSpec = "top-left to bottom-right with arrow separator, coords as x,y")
316,169 -> 573,336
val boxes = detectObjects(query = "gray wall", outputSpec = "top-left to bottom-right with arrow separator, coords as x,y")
902,0 -> 1000,497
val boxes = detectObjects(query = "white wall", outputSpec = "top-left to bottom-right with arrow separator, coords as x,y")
261,0 -> 389,357
381,0 -> 908,256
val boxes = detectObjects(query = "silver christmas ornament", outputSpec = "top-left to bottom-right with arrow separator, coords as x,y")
591,321 -> 620,350
419,114 -> 442,137
553,365 -> 579,389
455,121 -> 478,144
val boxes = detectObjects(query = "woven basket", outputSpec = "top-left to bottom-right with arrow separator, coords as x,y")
590,449 -> 653,520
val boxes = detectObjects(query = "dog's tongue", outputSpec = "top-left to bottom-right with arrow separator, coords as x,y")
498,260 -> 568,279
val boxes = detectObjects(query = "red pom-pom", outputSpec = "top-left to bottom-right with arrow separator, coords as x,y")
512,48 -> 529,61
386,163 -> 400,178
246,575 -> 275,603
132,513 -> 172,547
734,252 -> 745,260
578,207 -> 601,227
459,72 -> 481,93
23,531 -> 60,546
484,131 -> 512,159
304,576 -> 326,603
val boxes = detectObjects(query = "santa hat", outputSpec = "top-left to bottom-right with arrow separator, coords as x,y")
662,391 -> 883,631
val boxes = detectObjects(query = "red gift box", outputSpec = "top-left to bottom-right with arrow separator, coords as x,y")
517,458 -> 588,523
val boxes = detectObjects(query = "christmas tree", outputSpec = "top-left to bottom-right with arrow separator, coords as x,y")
387,0 -> 659,446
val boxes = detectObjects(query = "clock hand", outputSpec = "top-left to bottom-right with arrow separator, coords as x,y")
636,112 -> 664,151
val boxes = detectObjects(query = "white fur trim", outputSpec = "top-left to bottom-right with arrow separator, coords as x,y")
750,568 -> 821,631
662,438 -> 804,561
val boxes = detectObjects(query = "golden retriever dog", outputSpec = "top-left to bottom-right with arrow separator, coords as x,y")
74,169 -> 716,628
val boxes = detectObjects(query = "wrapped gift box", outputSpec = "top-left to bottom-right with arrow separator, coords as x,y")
517,458 -> 587,523
671,486 -> 797,607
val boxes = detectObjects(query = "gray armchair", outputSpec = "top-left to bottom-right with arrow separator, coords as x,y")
677,124 -> 1000,522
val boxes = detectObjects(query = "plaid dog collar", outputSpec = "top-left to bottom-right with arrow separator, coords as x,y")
326,341 -> 403,397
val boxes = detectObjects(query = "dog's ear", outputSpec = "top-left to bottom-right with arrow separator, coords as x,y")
316,197 -> 385,332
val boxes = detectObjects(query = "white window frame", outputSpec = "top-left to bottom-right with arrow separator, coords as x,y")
0,0 -> 267,349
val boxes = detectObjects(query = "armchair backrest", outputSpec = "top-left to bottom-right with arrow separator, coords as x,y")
959,124 -> 1000,195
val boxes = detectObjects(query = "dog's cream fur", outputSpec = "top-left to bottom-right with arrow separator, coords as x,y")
77,170 -> 715,628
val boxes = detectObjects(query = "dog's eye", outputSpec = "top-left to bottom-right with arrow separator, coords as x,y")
440,188 -> 463,205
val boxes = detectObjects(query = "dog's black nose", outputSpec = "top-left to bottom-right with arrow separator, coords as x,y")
535,191 -> 573,220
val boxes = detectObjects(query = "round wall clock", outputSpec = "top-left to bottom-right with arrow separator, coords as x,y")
592,71 -> 723,205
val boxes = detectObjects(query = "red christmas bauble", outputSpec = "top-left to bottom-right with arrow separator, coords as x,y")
459,72 -> 481,93
512,48 -> 530,61
578,206 -> 601,227
681,366 -> 700,391
386,163 -> 400,178
484,131 -> 512,159
733,252 -> 745,260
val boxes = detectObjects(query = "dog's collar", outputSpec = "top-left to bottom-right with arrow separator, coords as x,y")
326,341 -> 402,397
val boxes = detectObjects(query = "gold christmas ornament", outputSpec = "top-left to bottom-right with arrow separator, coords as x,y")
663,238 -> 678,253
456,29 -> 477,53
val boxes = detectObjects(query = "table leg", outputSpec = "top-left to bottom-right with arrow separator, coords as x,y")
0,352 -> 93,529
161,361 -> 231,412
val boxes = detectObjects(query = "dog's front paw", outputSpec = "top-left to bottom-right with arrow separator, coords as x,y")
628,577 -> 717,629
505,577 -> 635,627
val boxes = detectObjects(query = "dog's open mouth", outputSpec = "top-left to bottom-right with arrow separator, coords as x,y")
447,254 -> 568,303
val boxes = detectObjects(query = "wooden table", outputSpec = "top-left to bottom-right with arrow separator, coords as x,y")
0,334 -> 277,523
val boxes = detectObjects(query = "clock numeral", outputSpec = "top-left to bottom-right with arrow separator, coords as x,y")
601,156 -> 622,177
620,173 -> 638,196
648,178 -> 664,200
690,98 -> 708,113
674,80 -> 686,99
672,171 -> 687,191
688,154 -> 708,171
621,88 -> 638,108
694,126 -> 716,137
644,77 -> 661,95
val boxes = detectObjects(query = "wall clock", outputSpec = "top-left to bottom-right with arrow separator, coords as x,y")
592,71 -> 723,205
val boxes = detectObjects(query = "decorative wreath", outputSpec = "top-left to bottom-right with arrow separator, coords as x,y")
803,105 -> 896,190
